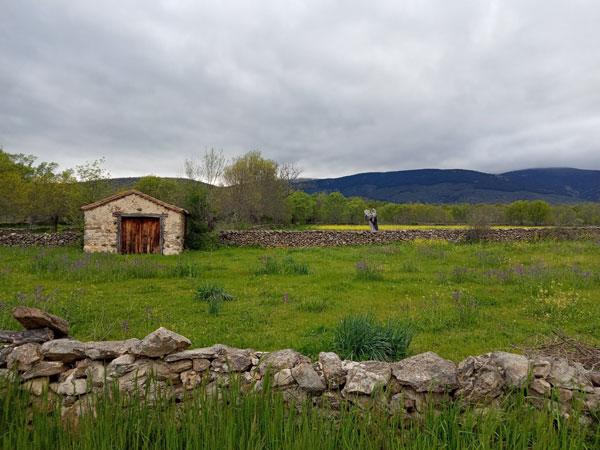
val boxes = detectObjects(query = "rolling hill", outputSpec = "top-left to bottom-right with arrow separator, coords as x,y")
295,168 -> 600,203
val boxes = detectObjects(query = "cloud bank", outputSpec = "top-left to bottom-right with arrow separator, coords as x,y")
2,0 -> 600,177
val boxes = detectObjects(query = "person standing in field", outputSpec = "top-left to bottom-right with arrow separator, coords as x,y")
364,209 -> 379,231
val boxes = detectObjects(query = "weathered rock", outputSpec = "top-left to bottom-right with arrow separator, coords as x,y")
0,328 -> 54,345
591,372 -> 600,387
133,327 -> 191,358
391,352 -> 458,393
12,306 -> 69,337
106,354 -> 136,378
342,361 -> 391,396
211,348 -> 254,372
532,358 -> 551,378
530,378 -> 552,396
83,339 -> 140,360
318,352 -> 345,389
547,358 -> 591,390
457,355 -> 505,402
291,363 -> 326,392
6,343 -> 42,370
21,361 -> 66,380
258,349 -> 308,375
41,339 -> 85,363
180,370 -> 202,390
165,345 -> 224,362
23,377 -> 50,396
193,358 -> 211,372
489,352 -> 530,388
75,360 -> 106,386
0,345 -> 16,368
168,359 -> 193,373
53,376 -> 90,396
273,368 -> 295,387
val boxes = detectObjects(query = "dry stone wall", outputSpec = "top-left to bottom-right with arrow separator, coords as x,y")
1,307 -> 599,423
220,227 -> 600,248
0,229 -> 81,247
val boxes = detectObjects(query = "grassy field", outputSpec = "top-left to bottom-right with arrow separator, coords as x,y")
1,240 -> 599,361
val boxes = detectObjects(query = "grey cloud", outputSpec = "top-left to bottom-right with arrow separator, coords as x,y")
1,0 -> 600,178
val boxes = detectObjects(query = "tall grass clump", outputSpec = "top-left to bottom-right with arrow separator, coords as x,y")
1,374 -> 599,449
333,314 -> 414,361
255,256 -> 309,275
195,283 -> 234,316
195,283 -> 235,302
355,260 -> 383,281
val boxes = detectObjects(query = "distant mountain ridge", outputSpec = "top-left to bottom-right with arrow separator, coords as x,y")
295,168 -> 600,203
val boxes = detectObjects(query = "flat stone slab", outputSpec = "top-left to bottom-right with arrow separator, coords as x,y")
391,352 -> 458,393
12,307 -> 69,337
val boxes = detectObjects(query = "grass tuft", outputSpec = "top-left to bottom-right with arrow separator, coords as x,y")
333,314 -> 414,361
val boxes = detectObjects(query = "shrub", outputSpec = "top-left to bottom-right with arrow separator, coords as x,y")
195,283 -> 234,302
333,314 -> 414,361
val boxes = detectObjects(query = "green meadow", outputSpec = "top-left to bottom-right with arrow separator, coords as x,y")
1,239 -> 598,361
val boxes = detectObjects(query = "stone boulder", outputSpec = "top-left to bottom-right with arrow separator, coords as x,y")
165,345 -> 225,362
211,347 -> 254,373
41,339 -> 85,363
133,327 -> 191,358
291,362 -> 326,392
391,352 -> 458,393
456,355 -> 505,402
273,368 -> 295,387
547,358 -> 591,390
318,352 -> 346,389
258,349 -> 309,375
83,339 -> 140,360
6,343 -> 42,371
12,306 -> 69,337
21,361 -> 66,381
342,361 -> 391,396
106,354 -> 137,378
489,352 -> 530,388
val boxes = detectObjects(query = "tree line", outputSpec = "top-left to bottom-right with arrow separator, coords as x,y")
2,148 -> 600,242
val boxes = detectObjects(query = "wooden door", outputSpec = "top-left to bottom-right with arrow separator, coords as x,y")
120,217 -> 161,254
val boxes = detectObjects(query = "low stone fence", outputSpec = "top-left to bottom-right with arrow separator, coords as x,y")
1,307 -> 599,422
219,227 -> 600,248
0,229 -> 81,247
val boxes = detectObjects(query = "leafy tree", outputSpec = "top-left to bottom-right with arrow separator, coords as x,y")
28,162 -> 79,231
527,200 -> 551,225
287,191 -> 315,224
222,151 -> 289,224
506,201 -> 529,225
134,176 -> 186,206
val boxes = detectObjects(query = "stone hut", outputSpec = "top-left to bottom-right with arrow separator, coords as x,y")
81,190 -> 187,255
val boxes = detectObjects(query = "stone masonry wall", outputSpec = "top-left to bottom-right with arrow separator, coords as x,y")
1,307 -> 599,423
0,229 -> 81,247
220,227 -> 600,247
83,194 -> 185,255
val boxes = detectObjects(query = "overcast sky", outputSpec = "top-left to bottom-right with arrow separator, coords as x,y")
2,1 -> 600,179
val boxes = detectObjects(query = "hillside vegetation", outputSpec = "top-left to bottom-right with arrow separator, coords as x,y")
297,167 -> 600,203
